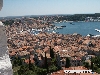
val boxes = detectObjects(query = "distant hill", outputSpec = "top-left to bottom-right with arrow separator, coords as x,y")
0,13 -> 100,20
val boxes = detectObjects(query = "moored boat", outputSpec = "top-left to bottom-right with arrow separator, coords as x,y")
95,29 -> 100,32
61,25 -> 66,27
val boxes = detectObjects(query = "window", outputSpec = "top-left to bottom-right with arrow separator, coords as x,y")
75,64 -> 76,66
9,51 -> 12,53
85,71 -> 87,73
78,63 -> 80,66
62,61 -> 64,64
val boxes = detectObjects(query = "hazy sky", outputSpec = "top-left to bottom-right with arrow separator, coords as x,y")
0,0 -> 100,17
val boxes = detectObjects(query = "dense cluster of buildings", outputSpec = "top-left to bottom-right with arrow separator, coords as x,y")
85,17 -> 100,22
2,17 -> 100,74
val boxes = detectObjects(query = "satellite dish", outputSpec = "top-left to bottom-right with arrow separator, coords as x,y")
0,0 -> 3,10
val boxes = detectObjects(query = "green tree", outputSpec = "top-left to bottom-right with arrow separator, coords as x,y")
49,64 -> 58,73
94,65 -> 98,71
91,57 -> 94,72
12,56 -> 22,67
29,54 -> 31,70
18,64 -> 47,75
96,68 -> 100,74
29,63 -> 35,71
51,57 -> 56,64
50,46 -> 54,58
35,67 -> 47,75
44,52 -> 49,73
3,20 -> 14,25
24,70 -> 37,75
18,64 -> 29,75
83,62 -> 90,69
65,57 -> 71,68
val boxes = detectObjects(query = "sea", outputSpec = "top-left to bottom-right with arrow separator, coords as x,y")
54,22 -> 100,36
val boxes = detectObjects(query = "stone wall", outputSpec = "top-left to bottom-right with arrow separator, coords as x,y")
0,21 -> 13,75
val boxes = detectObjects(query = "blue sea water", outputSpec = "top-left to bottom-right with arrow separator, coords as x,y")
54,22 -> 100,36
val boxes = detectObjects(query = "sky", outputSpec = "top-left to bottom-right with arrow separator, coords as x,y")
0,0 -> 100,17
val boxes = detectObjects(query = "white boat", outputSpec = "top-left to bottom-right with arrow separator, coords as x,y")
37,29 -> 42,31
54,26 -> 63,29
95,29 -> 100,32
52,31 -> 56,33
87,34 -> 90,36
54,27 -> 57,30
47,29 -> 50,31
87,34 -> 94,37
32,28 -> 36,31
56,26 -> 63,29
93,35 -> 100,37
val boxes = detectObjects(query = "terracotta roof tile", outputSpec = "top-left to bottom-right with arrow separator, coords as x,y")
18,48 -> 23,51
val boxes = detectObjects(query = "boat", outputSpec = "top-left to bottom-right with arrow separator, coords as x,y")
95,29 -> 100,32
61,25 -> 66,27
56,26 -> 63,29
54,27 -> 57,30
70,22 -> 72,24
52,31 -> 59,34
93,35 -> 100,37
52,31 -> 56,33
87,34 -> 94,37
32,28 -> 36,31
70,22 -> 75,25
37,29 -> 42,32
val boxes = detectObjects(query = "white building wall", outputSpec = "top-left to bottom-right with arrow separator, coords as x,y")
0,22 -> 13,75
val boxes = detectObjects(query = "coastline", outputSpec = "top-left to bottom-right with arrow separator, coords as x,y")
3,17 -> 100,74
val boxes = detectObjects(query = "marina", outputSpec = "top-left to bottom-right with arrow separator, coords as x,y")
54,22 -> 100,36
29,22 -> 100,36
1,0 -> 100,74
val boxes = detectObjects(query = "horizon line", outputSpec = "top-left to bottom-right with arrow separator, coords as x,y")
1,13 -> 100,18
